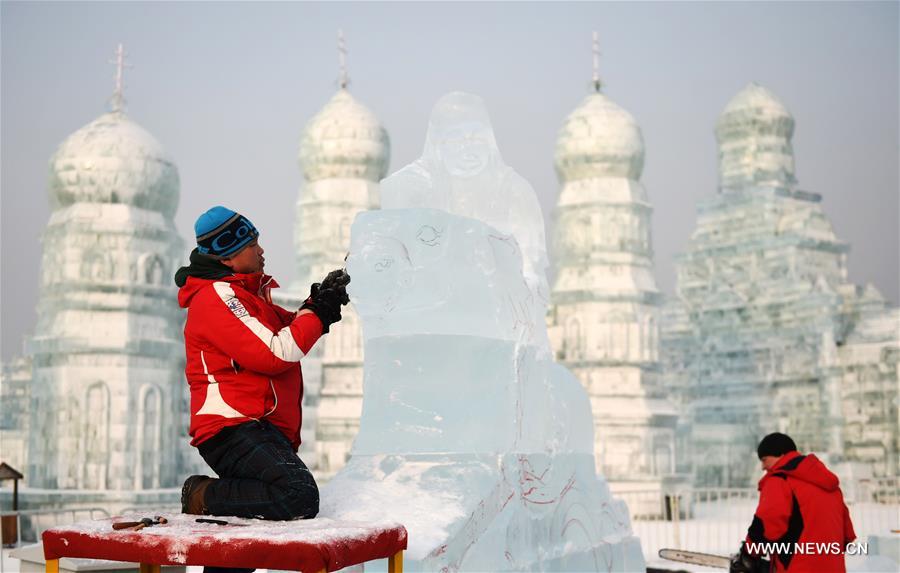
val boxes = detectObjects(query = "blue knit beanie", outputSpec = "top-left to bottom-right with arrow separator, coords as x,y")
194,206 -> 259,258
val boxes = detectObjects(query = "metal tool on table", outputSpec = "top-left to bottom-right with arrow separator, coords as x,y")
112,516 -> 168,531
195,518 -> 249,526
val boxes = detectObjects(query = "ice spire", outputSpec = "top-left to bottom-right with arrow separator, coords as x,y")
108,43 -> 130,113
337,29 -> 349,90
591,31 -> 602,93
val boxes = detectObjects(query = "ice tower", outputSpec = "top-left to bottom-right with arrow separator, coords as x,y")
548,36 -> 680,494
286,31 -> 390,477
320,92 -> 645,572
837,299 -> 899,478
24,46 -> 194,497
661,83 -> 898,486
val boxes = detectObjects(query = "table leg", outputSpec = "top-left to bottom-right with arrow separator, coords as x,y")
139,564 -> 161,573
388,550 -> 403,573
46,559 -> 59,573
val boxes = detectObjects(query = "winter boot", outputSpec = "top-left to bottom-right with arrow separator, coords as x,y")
181,475 -> 213,515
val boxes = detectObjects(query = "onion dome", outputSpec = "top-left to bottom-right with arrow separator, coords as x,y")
715,82 -> 794,141
299,89 -> 390,183
715,83 -> 796,190
554,92 -> 645,182
48,111 -> 180,217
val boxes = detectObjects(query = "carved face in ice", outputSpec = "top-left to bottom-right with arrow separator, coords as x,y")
374,91 -> 551,351
435,121 -> 493,178
348,233 -> 414,316
347,209 -> 541,343
424,92 -> 500,179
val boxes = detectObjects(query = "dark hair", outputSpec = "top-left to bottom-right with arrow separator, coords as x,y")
757,433 -> 797,459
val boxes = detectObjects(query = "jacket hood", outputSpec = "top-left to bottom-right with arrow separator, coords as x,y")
174,248 -> 233,287
175,249 -> 280,308
760,451 -> 840,493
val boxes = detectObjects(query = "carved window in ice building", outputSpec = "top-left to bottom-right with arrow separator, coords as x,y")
81,382 -> 110,490
564,316 -> 582,360
606,319 -> 629,361
142,254 -> 166,286
643,315 -> 658,361
80,250 -> 115,282
136,384 -> 162,489
596,320 -> 609,359
626,322 -> 639,361
60,396 -> 82,488
652,440 -> 673,476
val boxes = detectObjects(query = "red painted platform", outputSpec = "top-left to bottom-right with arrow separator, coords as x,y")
42,513 -> 407,572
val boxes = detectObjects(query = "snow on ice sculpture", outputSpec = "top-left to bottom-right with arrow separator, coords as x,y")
320,92 -> 645,572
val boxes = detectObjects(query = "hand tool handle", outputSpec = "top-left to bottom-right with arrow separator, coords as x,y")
196,518 -> 229,525
195,518 -> 249,526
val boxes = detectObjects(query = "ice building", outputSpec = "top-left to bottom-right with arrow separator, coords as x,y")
0,357 -> 32,472
661,83 -> 899,486
837,297 -> 899,478
321,92 -> 645,572
0,47 -> 200,510
547,49 -> 680,495
281,38 -> 390,478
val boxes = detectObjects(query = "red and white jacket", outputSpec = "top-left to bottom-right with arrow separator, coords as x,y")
178,272 -> 322,451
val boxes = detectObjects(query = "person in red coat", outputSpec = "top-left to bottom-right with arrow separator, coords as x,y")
731,433 -> 857,573
174,206 -> 348,534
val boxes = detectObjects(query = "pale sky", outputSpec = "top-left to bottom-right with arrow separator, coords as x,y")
2,1 -> 898,360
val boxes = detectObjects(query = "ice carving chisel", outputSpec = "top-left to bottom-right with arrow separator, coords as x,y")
112,516 -> 168,531
195,518 -> 249,526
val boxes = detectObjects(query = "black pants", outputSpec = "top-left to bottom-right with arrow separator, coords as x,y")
197,419 -> 319,573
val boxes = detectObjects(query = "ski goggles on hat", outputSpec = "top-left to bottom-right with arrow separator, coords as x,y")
197,213 -> 259,258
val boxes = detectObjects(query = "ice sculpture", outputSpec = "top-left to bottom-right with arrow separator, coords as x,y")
320,93 -> 645,571
380,92 -> 551,352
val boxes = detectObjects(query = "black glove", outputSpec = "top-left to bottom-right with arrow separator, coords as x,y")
300,269 -> 351,333
320,268 -> 350,305
300,284 -> 344,334
729,543 -> 768,573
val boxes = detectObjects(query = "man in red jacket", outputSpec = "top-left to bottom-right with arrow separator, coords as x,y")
731,433 -> 857,573
174,206 -> 348,530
